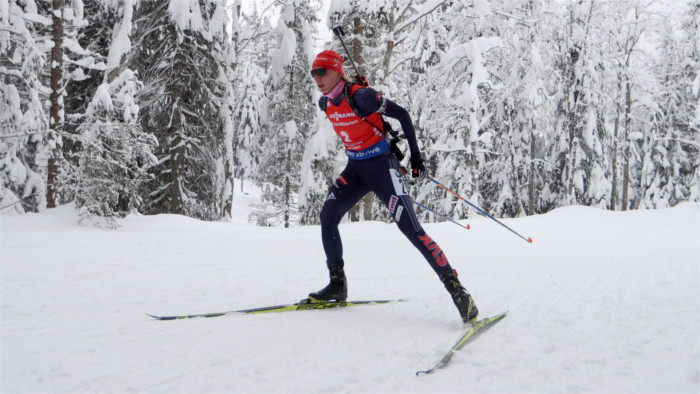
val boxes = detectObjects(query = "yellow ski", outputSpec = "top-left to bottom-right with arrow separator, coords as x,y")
416,312 -> 508,375
147,299 -> 405,320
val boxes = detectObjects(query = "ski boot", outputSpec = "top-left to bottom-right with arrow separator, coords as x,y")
441,272 -> 479,323
306,260 -> 347,303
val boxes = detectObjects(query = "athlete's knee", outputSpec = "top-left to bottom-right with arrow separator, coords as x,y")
393,206 -> 424,235
320,192 -> 340,228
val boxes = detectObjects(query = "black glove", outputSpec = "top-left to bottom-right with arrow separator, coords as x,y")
410,153 -> 427,182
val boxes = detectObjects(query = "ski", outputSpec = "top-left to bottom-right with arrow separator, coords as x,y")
147,299 -> 405,321
416,312 -> 508,375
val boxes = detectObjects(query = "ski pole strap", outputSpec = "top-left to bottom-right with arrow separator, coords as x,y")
429,177 -> 533,244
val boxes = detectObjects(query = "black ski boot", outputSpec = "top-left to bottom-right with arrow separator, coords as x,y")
308,260 -> 347,303
440,272 -> 479,323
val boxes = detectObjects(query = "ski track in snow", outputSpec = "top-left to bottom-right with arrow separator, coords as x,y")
1,192 -> 699,393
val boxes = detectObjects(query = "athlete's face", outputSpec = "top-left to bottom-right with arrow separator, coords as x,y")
311,68 -> 343,95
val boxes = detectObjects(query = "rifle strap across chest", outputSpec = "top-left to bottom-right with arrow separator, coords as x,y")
321,83 -> 404,161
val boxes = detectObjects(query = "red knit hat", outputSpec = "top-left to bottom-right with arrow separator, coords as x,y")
312,50 -> 344,75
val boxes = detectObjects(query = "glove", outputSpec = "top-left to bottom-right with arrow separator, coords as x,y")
410,153 -> 427,182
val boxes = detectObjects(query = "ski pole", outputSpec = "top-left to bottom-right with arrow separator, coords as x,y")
411,199 -> 470,231
429,177 -> 533,244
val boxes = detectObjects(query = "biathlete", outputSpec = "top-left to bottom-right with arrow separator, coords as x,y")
306,50 -> 478,323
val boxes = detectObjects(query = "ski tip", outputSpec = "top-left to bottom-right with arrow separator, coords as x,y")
416,368 -> 435,376
528,237 -> 533,244
467,224 -> 471,230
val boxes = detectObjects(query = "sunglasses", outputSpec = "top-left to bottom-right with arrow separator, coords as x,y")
310,68 -> 328,78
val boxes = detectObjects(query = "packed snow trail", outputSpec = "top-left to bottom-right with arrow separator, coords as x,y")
2,199 -> 699,393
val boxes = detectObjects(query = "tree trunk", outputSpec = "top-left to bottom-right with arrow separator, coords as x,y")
528,128 -> 536,215
352,16 -> 363,77
610,97 -> 621,211
471,141 -> 478,197
222,4 -> 243,220
348,15 -> 375,221
223,138 -> 234,220
284,149 -> 291,228
169,50 -> 185,215
621,80 -> 632,211
47,0 -> 64,208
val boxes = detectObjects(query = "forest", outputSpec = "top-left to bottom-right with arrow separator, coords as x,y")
1,0 -> 698,228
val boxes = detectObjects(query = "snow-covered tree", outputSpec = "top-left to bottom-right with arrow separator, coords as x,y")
74,70 -> 157,228
482,0 -> 556,217
71,0 -> 157,228
45,0 -> 99,208
639,1 -> 699,208
260,0 -> 319,228
299,114 -> 339,225
127,0 -> 234,220
231,60 -> 267,187
415,1 -> 504,220
546,0 -> 612,208
0,0 -> 50,214
3,0 -> 698,223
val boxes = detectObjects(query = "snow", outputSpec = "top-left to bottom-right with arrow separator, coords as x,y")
166,0 -> 215,42
2,182 -> 699,393
269,8 -> 297,86
105,0 -> 133,70
442,36 -> 504,142
168,0 -> 204,33
87,83 -> 114,115
284,120 -> 297,140
473,0 -> 491,17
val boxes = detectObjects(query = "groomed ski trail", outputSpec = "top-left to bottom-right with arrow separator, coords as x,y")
2,203 -> 698,393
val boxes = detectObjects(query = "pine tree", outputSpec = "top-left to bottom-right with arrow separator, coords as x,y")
62,0 -> 122,196
29,0 -> 108,210
547,1 -> 607,208
72,0 -> 157,228
299,115 -> 339,225
418,1 -> 503,220
480,0 -> 556,217
46,0 -> 66,208
261,0 -> 319,228
75,70 -> 157,228
127,0 -> 234,220
232,60 -> 267,188
0,0 -> 50,214
231,1 -> 271,191
639,1 -> 699,208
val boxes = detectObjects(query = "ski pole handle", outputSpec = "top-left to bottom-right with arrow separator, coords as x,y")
332,25 -> 345,38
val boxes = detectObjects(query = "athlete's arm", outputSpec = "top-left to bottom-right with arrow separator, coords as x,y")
353,88 -> 421,156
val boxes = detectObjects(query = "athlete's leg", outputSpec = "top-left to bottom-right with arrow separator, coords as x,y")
311,163 -> 368,302
362,154 -> 454,276
320,164 -> 368,263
